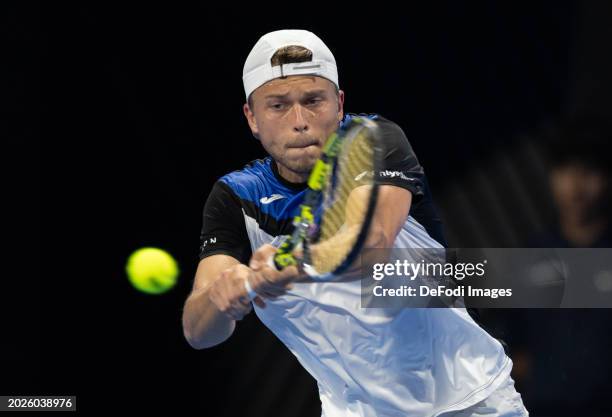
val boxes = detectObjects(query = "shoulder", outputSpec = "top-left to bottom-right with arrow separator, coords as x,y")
343,113 -> 413,149
218,157 -> 275,200
214,157 -> 300,223
342,112 -> 404,131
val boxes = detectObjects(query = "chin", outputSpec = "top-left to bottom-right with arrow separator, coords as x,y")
296,161 -> 318,174
284,150 -> 320,169
287,157 -> 318,174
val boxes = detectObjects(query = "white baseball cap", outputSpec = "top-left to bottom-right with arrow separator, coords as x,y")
242,29 -> 339,100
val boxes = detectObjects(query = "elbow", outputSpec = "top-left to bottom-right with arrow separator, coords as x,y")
181,312 -> 234,350
181,318 -> 215,350
365,225 -> 393,249
182,324 -> 224,350
183,330 -> 217,350
183,326 -> 206,350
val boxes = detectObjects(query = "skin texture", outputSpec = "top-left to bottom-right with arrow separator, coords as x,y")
243,75 -> 344,183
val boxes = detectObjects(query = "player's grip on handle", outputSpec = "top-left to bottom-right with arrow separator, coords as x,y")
241,255 -> 288,302
243,236 -> 294,301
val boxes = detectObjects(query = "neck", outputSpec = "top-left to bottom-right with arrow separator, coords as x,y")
276,162 -> 309,184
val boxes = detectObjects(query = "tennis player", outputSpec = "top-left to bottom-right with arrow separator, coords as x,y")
182,29 -> 528,417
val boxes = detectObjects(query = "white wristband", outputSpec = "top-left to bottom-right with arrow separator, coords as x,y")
243,277 -> 257,301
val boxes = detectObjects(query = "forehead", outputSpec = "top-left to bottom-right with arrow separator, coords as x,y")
254,75 -> 335,98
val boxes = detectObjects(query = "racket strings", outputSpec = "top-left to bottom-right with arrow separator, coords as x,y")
310,129 -> 376,273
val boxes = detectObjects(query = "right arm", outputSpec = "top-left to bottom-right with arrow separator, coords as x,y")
183,253 -> 293,350
181,180 -> 287,349
182,180 -> 252,349
182,254 -> 241,350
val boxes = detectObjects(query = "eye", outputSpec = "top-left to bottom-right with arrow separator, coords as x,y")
269,102 -> 286,111
305,97 -> 323,106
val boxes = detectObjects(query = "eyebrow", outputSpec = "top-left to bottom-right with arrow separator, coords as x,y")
263,89 -> 329,100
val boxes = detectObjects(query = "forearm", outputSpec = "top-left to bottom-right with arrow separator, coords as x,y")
182,286 -> 235,349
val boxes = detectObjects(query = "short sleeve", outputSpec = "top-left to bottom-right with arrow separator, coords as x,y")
374,117 -> 425,202
198,181 -> 252,264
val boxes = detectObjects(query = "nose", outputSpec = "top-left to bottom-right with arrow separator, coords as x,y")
291,104 -> 309,133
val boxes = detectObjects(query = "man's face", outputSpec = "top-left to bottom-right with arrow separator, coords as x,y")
243,75 -> 344,181
550,162 -> 609,221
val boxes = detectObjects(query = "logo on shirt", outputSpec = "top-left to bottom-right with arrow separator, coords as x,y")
379,170 -> 412,181
201,237 -> 216,248
260,194 -> 286,204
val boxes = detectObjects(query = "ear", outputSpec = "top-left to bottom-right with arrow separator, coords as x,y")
337,89 -> 345,122
243,102 -> 260,138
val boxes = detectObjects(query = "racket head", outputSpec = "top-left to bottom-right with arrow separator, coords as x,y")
300,116 -> 383,279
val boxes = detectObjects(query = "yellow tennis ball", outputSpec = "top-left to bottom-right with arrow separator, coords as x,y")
126,247 -> 179,294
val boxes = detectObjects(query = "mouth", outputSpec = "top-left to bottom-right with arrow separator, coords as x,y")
287,138 -> 320,149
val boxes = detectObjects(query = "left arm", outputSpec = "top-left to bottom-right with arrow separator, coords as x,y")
361,185 -> 412,249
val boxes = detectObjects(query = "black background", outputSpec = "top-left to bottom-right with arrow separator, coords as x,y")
5,2 -> 612,416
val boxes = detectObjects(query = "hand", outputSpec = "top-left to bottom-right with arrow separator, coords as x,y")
208,264 -> 263,320
247,244 -> 301,303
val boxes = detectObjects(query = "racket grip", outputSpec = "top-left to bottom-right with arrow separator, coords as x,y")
271,234 -> 298,270
273,252 -> 298,270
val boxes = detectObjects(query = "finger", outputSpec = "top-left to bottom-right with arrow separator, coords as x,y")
219,303 -> 237,320
225,308 -> 243,321
216,281 -> 233,306
219,269 -> 231,280
208,286 -> 228,311
226,303 -> 249,321
210,279 -> 244,319
208,290 -> 220,310
233,302 -> 252,318
278,265 -> 300,285
249,244 -> 277,270
253,296 -> 266,309
218,283 -> 243,318
231,286 -> 253,310
260,266 -> 296,290
237,283 -> 255,305
251,272 -> 287,297
237,301 -> 253,317
293,264 -> 309,283
235,292 -> 252,306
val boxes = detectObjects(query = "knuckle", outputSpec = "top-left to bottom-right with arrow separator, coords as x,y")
225,265 -> 239,275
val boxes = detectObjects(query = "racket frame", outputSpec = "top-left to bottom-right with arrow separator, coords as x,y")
273,117 -> 383,280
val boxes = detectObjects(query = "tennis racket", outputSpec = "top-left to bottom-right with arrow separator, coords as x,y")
272,116 -> 383,280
